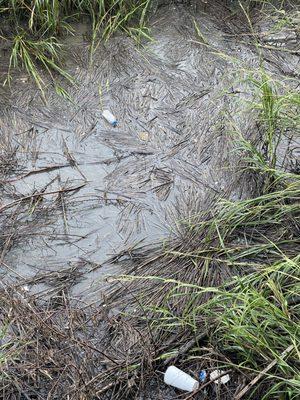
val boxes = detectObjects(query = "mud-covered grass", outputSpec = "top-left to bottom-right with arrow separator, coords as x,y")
0,286 -> 117,399
144,184 -> 299,398
2,72 -> 298,399
0,1 -> 299,399
1,0 -> 297,97
100,71 -> 300,398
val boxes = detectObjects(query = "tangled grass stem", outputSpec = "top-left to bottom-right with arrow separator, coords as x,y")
5,32 -> 74,100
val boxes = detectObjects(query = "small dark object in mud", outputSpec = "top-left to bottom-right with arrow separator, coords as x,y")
290,158 -> 300,175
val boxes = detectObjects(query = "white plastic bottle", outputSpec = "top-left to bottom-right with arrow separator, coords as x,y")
102,110 -> 117,127
164,366 -> 199,392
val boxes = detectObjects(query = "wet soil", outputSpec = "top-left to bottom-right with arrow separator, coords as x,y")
0,1 -> 299,300
0,2 -> 299,399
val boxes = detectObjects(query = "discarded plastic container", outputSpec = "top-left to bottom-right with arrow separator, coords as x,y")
210,370 -> 230,384
102,109 -> 117,127
199,370 -> 207,382
164,366 -> 199,392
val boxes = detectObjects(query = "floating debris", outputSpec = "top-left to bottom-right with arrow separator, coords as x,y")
138,131 -> 149,142
102,110 -> 117,127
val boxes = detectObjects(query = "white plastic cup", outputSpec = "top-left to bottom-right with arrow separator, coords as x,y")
164,366 -> 199,392
102,109 -> 117,127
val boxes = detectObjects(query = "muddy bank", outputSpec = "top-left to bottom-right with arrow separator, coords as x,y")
0,1 -> 299,398
0,3 -> 244,294
0,1 -> 299,295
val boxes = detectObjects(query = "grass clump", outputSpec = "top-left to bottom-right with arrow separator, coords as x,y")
206,256 -> 300,399
107,69 -> 300,399
0,0 -> 153,96
0,0 -> 152,38
5,32 -> 74,100
150,252 -> 300,398
245,73 -> 300,175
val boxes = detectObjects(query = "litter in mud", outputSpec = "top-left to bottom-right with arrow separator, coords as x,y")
210,370 -> 231,385
0,0 -> 299,399
199,370 -> 207,382
138,131 -> 149,142
102,109 -> 118,127
164,366 -> 199,392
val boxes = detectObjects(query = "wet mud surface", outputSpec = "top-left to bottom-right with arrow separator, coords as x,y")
0,1 -> 299,300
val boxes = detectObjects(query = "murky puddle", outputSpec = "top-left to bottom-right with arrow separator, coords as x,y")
0,1 -> 299,300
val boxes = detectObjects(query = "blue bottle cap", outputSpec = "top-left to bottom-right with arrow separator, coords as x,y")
199,370 -> 207,382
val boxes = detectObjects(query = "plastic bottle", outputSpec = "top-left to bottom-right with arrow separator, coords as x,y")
102,110 -> 117,127
164,366 -> 199,392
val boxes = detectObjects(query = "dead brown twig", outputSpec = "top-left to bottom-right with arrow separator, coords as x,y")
0,183 -> 86,213
234,345 -> 294,400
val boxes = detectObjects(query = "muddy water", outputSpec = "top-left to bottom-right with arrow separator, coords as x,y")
0,2 -> 299,299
